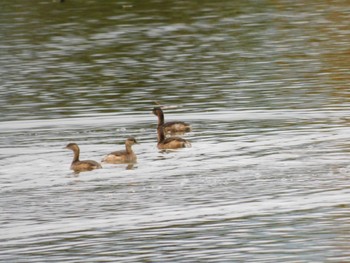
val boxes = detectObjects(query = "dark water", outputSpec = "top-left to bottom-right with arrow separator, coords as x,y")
2,0 -> 350,262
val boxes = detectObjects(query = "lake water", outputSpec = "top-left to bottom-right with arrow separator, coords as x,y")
1,0 -> 350,262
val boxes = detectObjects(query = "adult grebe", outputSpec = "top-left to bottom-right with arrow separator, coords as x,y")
152,107 -> 191,134
155,123 -> 191,149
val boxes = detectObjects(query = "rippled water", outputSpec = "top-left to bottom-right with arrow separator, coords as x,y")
2,0 -> 350,262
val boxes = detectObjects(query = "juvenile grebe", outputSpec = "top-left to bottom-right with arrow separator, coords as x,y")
152,107 -> 191,134
102,137 -> 138,163
156,123 -> 191,149
65,143 -> 102,172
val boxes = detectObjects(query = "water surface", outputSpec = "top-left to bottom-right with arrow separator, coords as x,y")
1,0 -> 350,262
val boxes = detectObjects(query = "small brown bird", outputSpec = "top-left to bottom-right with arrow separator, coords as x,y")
102,137 -> 138,164
65,143 -> 102,172
152,107 -> 191,134
155,123 -> 191,150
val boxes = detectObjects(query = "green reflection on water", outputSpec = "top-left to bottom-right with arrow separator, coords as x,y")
1,0 -> 350,121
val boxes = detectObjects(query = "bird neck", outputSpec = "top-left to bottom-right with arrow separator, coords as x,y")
157,125 -> 165,143
125,143 -> 133,154
72,148 -> 80,163
157,112 -> 165,126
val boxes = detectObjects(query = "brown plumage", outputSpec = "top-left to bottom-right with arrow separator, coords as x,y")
156,123 -> 191,149
102,137 -> 138,164
65,143 -> 102,172
152,107 -> 191,134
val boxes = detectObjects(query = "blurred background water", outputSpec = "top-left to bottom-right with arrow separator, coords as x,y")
1,0 -> 350,262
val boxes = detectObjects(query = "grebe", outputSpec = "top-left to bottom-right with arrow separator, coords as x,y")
65,143 -> 102,172
102,137 -> 138,163
156,123 -> 191,149
152,107 -> 191,134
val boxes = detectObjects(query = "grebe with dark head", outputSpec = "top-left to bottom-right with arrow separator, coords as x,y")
152,107 -> 191,134
102,137 -> 138,163
155,122 -> 191,149
65,143 -> 102,172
